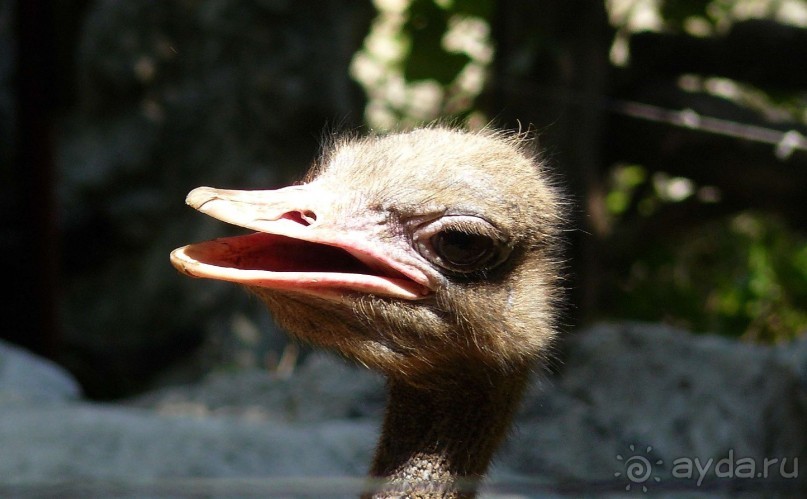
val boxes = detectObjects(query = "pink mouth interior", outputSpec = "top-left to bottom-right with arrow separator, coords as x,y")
183,232 -> 405,279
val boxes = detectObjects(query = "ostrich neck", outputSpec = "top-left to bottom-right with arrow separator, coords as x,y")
366,370 -> 529,498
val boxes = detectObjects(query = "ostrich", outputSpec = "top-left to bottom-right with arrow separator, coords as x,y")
170,127 -> 564,498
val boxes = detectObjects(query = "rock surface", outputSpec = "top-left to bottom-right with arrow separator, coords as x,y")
1,323 -> 805,497
0,340 -> 82,404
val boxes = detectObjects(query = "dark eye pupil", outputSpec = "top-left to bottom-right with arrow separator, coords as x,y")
432,230 -> 495,268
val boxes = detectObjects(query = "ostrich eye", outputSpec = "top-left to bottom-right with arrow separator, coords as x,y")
415,216 -> 510,275
432,230 -> 496,269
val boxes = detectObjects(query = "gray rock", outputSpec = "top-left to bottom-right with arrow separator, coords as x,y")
774,332 -> 807,387
129,353 -> 385,423
288,354 -> 386,423
0,339 -> 82,404
1,323 -> 805,498
0,403 -> 377,498
505,323 -> 807,494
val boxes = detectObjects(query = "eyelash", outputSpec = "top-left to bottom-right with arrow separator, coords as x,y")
413,216 -> 510,274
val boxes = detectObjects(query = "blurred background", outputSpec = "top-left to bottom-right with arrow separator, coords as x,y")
2,0 -> 806,402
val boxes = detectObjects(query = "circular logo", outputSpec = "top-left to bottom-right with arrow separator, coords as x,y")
615,444 -> 663,492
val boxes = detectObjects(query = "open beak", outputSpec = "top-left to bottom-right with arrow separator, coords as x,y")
170,185 -> 432,301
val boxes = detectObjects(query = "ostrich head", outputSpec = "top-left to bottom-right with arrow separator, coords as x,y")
170,126 -> 564,496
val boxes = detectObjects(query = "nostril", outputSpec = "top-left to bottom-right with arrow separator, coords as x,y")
282,210 -> 317,226
301,210 -> 317,224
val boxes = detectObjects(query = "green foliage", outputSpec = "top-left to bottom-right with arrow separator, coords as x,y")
611,213 -> 807,343
603,1 -> 807,342
606,164 -> 647,215
658,0 -> 710,28
402,0 -> 493,90
404,0 -> 470,84
352,0 -> 493,128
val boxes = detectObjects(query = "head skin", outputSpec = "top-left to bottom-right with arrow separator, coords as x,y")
263,128 -> 561,383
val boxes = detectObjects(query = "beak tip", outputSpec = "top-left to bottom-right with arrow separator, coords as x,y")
170,246 -> 200,278
169,247 -> 186,269
186,186 -> 216,210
